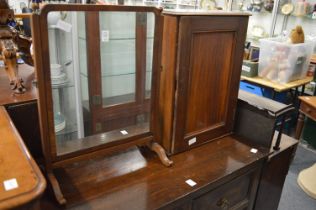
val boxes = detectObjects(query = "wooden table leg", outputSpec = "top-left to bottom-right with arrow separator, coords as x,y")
295,112 -> 305,140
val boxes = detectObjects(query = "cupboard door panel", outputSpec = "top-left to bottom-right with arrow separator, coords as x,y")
185,31 -> 234,136
173,16 -> 248,153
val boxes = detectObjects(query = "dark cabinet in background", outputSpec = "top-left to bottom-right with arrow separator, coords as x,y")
158,11 -> 249,154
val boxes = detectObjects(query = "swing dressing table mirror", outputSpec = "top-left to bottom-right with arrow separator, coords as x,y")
32,4 -> 171,204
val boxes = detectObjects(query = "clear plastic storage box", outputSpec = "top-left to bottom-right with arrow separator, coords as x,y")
258,38 -> 315,83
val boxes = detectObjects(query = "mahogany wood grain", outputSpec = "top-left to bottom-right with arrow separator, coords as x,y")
174,16 -> 248,153
136,12 -> 147,105
31,13 -> 55,170
49,136 -> 268,209
192,168 -> 258,210
85,11 -> 102,134
147,141 -> 173,167
150,14 -> 164,145
184,31 -> 234,135
254,133 -> 298,210
37,134 -> 297,210
0,106 -> 46,209
158,15 -> 178,153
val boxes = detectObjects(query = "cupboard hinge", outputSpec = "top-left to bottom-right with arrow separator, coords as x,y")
95,123 -> 102,132
92,95 -> 102,106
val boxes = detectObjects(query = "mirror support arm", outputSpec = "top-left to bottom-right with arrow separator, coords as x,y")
147,141 -> 173,167
47,172 -> 66,205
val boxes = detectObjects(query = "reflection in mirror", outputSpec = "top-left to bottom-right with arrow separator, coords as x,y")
47,11 -> 155,156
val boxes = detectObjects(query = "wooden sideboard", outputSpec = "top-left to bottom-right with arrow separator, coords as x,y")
40,135 -> 268,210
36,133 -> 299,210
254,133 -> 297,210
0,5 -> 299,210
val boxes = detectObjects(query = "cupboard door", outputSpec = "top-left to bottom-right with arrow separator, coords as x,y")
173,16 -> 248,153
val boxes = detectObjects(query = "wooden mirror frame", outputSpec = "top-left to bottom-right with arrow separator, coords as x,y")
32,4 -> 172,204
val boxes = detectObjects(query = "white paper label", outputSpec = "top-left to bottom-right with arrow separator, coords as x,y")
3,178 -> 18,191
120,130 -> 128,135
101,30 -> 110,42
56,20 -> 72,32
185,179 -> 197,187
250,148 -> 258,154
242,65 -> 251,72
188,137 -> 196,145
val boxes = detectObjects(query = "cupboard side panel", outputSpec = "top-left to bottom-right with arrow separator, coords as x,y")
159,16 -> 178,153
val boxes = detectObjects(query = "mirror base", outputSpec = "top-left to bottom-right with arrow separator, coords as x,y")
147,141 -> 173,167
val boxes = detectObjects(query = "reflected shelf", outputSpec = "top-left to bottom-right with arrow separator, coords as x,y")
244,10 -> 273,15
79,37 -> 154,41
103,93 -> 136,107
56,120 -> 78,136
51,81 -> 75,89
277,12 -> 316,20
80,71 -> 152,78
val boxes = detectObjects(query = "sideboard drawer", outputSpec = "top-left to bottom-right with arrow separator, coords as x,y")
300,101 -> 316,120
192,170 -> 259,210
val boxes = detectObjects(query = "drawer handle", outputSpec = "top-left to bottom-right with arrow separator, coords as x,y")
216,198 -> 230,210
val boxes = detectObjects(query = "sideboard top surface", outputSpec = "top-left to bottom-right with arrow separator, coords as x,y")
54,135 -> 269,209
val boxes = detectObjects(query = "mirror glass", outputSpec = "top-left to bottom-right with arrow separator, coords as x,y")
47,11 -> 155,156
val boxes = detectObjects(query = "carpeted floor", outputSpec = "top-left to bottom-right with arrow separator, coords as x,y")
278,144 -> 316,210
